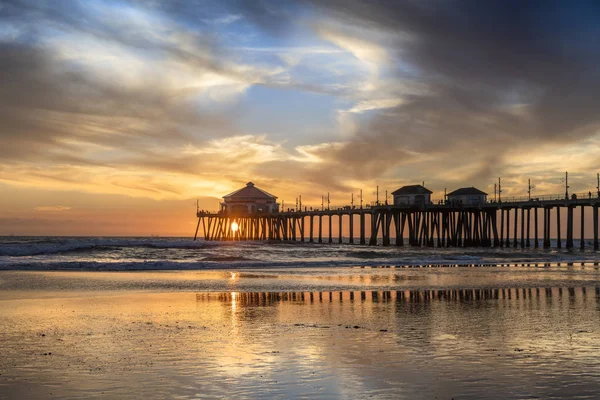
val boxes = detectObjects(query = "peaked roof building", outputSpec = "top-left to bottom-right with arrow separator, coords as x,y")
447,187 -> 488,196
391,185 -> 433,195
221,182 -> 279,214
223,182 -> 277,200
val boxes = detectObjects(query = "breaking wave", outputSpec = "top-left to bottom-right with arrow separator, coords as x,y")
1,236 -> 600,271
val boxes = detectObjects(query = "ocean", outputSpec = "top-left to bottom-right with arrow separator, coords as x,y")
1,236 -> 599,271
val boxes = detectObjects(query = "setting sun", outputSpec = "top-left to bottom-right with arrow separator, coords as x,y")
231,222 -> 239,232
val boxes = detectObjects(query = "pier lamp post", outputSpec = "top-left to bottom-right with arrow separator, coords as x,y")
327,192 -> 330,210
596,173 -> 599,198
360,189 -> 363,209
498,177 -> 502,203
564,171 -> 569,200
528,179 -> 535,201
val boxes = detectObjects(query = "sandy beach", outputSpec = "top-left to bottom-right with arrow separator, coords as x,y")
2,268 -> 600,399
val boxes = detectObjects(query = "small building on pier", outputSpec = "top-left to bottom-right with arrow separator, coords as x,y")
221,182 -> 279,214
447,187 -> 487,206
391,185 -> 432,206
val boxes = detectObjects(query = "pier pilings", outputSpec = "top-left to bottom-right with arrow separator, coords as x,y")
194,199 -> 600,249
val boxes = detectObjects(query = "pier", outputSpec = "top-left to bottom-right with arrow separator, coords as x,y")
194,195 -> 600,249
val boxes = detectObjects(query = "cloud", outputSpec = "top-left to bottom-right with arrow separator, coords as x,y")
34,206 -> 71,212
286,0 -> 600,188
3,0 -> 600,209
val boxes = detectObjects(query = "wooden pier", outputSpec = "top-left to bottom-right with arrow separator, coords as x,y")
194,197 -> 600,249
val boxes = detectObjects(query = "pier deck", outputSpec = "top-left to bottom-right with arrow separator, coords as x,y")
194,197 -> 600,249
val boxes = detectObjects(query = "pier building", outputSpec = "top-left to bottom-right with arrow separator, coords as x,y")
220,182 -> 279,215
447,187 -> 487,206
392,185 -> 432,206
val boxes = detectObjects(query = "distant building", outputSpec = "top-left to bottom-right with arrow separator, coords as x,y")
221,182 -> 279,214
447,187 -> 488,205
391,184 -> 432,206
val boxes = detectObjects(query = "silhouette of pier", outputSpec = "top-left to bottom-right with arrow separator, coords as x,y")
194,196 -> 600,249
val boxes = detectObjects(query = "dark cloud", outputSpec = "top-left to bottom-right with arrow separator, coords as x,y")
302,0 -> 600,185
2,0 -> 600,197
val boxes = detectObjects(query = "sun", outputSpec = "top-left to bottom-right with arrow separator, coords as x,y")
231,222 -> 239,232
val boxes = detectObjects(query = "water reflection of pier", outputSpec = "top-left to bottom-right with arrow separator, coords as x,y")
196,287 -> 600,306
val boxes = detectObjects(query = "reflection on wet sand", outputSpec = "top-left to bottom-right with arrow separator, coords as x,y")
2,286 -> 600,399
200,286 -> 600,305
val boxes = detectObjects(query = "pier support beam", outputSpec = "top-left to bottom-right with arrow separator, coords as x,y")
318,215 -> 322,243
505,209 -> 511,247
513,208 -> 518,248
369,212 -> 378,246
349,213 -> 354,244
526,209 -> 531,247
594,206 -> 599,250
556,207 -> 561,248
500,209 -> 504,247
360,213 -> 366,245
520,208 -> 525,248
543,208 -> 551,248
193,217 -> 201,241
534,208 -> 539,248
581,206 -> 585,250
309,215 -> 314,243
383,212 -> 391,246
567,206 -> 574,249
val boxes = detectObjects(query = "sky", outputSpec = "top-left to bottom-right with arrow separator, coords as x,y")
2,0 -> 600,236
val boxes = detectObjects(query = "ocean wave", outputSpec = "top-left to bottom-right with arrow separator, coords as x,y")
0,237 -> 215,257
201,256 -> 253,262
347,251 -> 390,259
1,256 -> 599,272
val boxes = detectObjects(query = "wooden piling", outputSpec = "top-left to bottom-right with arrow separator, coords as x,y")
318,215 -> 322,243
505,209 -> 510,247
594,205 -> 598,250
581,206 -> 585,249
543,207 -> 550,248
556,207 -> 561,248
383,211 -> 391,246
566,206 -> 574,248
526,208 -> 530,247
360,213 -> 366,245
193,217 -> 201,241
534,207 -> 538,248
513,208 -> 518,248
349,213 -> 354,244
500,209 -> 504,247
520,208 -> 525,248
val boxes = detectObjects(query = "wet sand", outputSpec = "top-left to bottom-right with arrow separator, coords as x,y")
2,267 -> 600,399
